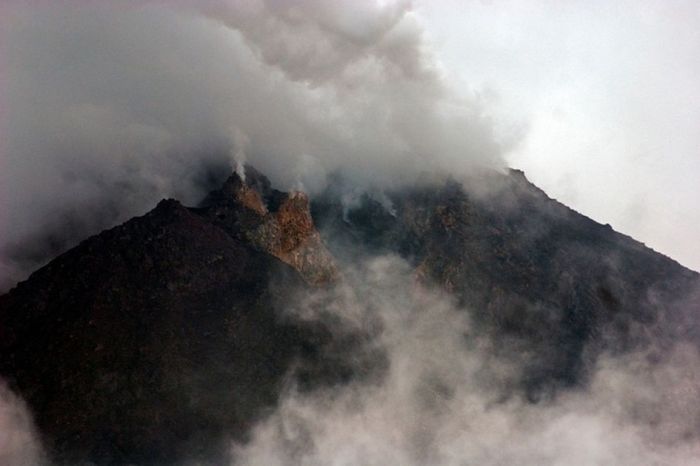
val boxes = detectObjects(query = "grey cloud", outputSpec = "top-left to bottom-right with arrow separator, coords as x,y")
0,0 -> 504,291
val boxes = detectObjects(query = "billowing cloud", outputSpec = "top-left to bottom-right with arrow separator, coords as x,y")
0,0 -> 504,290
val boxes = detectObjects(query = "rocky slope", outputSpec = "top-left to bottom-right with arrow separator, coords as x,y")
312,169 -> 700,397
0,169 -> 357,464
0,166 -> 698,464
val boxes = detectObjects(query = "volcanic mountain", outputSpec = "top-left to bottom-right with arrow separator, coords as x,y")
0,166 -> 698,464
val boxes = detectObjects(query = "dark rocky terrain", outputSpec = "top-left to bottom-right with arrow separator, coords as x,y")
0,166 -> 698,464
313,169 -> 700,398
0,168 -> 366,464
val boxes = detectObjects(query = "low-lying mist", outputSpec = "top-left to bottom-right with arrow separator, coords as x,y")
1,253 -> 698,464
0,381 -> 45,466
234,255 -> 700,466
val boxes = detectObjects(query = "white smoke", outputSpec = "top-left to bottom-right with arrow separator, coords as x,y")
233,255 -> 700,465
230,127 -> 250,182
0,0 -> 505,291
0,381 -> 45,466
2,3 -> 698,464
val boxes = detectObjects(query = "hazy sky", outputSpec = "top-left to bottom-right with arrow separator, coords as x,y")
415,0 -> 700,271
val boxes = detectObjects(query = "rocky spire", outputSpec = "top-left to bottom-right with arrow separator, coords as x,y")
199,166 -> 338,285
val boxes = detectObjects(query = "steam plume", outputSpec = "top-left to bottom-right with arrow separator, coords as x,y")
0,0 -> 504,290
233,256 -> 700,466
0,381 -> 45,466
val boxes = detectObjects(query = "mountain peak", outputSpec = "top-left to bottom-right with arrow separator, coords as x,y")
1,165 -> 698,464
198,166 -> 337,285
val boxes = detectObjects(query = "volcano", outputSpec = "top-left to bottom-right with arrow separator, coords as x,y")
1,166 -> 698,464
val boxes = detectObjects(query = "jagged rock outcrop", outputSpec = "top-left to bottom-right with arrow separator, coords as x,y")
199,167 -> 338,285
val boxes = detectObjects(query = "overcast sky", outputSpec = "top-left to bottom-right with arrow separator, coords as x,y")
415,0 -> 700,271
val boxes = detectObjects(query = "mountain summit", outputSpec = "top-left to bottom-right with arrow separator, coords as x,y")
0,167 -> 350,464
0,166 -> 698,464
198,166 -> 338,285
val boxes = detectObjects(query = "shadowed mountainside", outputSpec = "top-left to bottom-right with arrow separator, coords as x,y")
312,169 -> 700,398
0,166 -> 698,464
0,169 -> 362,464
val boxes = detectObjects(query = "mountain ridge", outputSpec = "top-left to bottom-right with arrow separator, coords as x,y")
1,165 -> 698,464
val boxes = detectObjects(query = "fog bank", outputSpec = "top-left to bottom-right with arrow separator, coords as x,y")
234,256 -> 700,466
